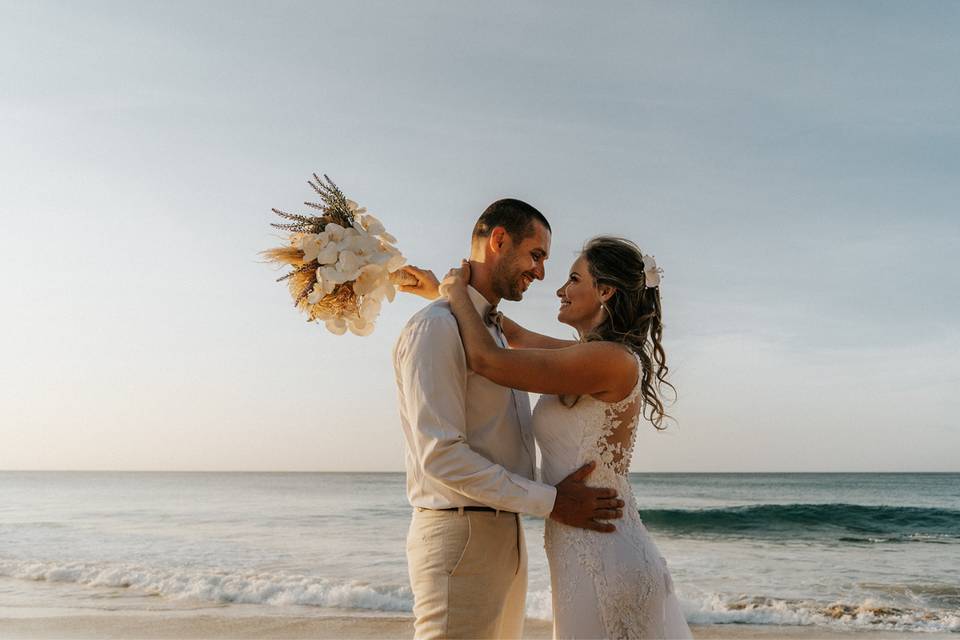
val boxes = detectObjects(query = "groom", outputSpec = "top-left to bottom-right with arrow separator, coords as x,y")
394,199 -> 624,639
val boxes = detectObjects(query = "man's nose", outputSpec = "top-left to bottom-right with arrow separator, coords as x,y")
534,262 -> 545,280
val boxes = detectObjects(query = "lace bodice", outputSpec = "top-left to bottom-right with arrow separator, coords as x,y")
533,352 -> 643,489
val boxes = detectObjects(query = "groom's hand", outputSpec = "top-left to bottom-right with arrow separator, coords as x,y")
550,461 -> 624,533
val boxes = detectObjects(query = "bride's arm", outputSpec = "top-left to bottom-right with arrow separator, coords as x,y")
500,316 -> 577,350
445,267 -> 635,397
397,265 -> 575,349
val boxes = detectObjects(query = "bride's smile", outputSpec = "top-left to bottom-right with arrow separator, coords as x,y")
555,255 -> 611,333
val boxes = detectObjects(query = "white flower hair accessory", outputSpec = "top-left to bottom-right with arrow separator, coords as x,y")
642,254 -> 663,289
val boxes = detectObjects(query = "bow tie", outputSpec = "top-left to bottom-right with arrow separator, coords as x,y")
484,307 -> 504,332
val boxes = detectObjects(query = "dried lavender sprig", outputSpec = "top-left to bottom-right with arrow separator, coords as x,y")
271,208 -> 317,224
276,261 -> 318,283
270,221 -> 322,232
308,174 -> 353,221
309,173 -> 346,202
307,175 -> 336,206
294,282 -> 314,306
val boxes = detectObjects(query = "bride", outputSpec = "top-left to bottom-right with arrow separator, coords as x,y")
437,235 -> 690,639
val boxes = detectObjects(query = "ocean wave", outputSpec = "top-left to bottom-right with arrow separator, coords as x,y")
3,560 -> 958,632
640,503 -> 960,541
0,559 -> 412,612
684,594 -> 960,633
837,533 -> 958,544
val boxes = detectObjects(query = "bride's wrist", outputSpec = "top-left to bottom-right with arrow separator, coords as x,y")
446,284 -> 468,301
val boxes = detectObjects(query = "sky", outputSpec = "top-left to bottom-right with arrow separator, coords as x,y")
2,1 -> 958,472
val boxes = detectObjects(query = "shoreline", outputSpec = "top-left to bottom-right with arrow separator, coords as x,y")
0,614 -> 954,640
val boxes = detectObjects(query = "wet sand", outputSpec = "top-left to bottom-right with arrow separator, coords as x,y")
0,613 -> 953,639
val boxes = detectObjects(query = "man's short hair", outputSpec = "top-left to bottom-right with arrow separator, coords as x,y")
472,198 -> 551,242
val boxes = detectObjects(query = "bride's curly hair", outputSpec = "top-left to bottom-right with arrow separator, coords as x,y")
579,236 -> 675,429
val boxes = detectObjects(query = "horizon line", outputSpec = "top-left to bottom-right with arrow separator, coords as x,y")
2,469 -> 958,474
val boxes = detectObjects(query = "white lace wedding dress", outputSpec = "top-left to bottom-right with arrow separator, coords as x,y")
533,354 -> 692,639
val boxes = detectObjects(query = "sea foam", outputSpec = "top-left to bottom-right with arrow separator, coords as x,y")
683,593 -> 960,633
0,559 -> 412,612
3,559 -> 959,632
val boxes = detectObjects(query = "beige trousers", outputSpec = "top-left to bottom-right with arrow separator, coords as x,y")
406,508 -> 528,639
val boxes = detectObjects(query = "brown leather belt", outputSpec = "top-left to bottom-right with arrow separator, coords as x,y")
436,506 -> 516,514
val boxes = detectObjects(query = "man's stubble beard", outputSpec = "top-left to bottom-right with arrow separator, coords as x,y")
491,256 -> 526,302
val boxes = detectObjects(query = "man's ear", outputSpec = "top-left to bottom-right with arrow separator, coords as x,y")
488,227 -> 509,255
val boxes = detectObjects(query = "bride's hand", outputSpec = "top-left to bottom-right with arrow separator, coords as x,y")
396,265 -> 441,300
439,260 -> 471,299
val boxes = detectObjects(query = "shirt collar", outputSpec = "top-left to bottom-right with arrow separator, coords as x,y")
466,285 -> 498,318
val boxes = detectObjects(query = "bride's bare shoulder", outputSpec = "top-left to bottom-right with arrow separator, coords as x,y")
567,340 -> 636,363
575,342 -> 639,402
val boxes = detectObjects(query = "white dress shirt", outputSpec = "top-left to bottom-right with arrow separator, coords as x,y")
393,285 -> 558,517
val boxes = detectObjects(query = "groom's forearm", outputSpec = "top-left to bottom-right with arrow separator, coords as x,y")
421,443 -> 558,517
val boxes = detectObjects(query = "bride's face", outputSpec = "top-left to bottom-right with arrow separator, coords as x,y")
556,255 -> 603,329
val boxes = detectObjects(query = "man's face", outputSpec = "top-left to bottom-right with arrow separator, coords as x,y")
491,221 -> 551,302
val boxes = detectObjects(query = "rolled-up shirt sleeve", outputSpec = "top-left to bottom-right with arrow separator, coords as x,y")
396,314 -> 557,517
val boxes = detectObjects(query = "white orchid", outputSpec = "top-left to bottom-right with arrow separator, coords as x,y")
342,232 -> 382,258
317,265 -> 351,294
384,247 -> 406,273
306,282 -> 326,305
352,212 -> 397,244
347,316 -> 375,336
642,254 -> 663,289
317,245 -> 339,265
362,214 -> 386,235
346,199 -> 367,216
359,297 -> 381,322
336,250 -> 364,278
325,317 -> 348,335
320,223 -> 348,244
380,279 -> 397,303
300,235 -> 320,262
315,268 -> 330,295
353,264 -> 387,297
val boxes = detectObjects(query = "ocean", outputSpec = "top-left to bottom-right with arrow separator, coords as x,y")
1,472 -> 958,633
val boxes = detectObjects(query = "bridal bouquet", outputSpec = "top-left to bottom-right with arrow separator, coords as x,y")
262,174 -> 414,335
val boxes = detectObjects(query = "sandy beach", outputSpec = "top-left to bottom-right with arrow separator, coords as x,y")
0,614 -> 954,640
